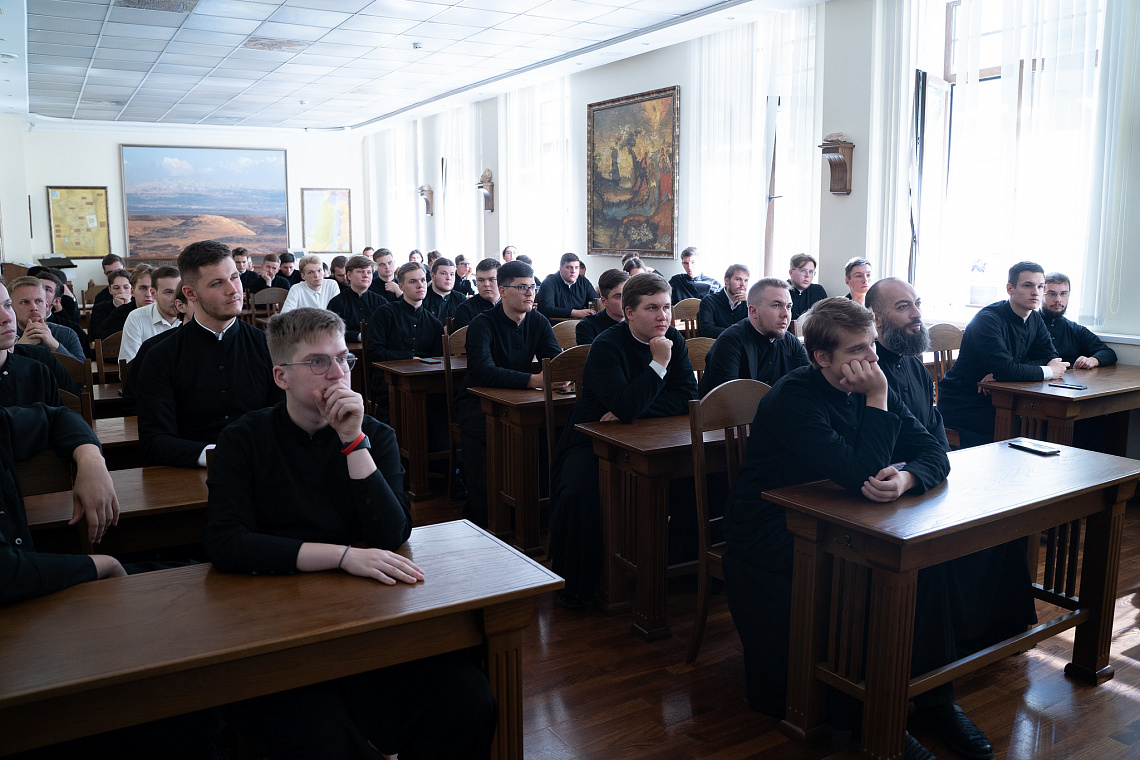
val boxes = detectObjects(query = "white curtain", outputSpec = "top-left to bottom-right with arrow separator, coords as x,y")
497,77 -> 573,275
378,120 -> 420,255
438,102 -> 483,259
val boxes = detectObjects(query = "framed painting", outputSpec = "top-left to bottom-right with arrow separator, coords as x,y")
47,186 -> 112,259
301,188 -> 352,254
586,86 -> 679,260
121,145 -> 287,259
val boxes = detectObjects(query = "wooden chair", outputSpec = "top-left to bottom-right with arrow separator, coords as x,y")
541,345 -> 590,481
93,331 -> 122,385
60,389 -> 94,428
674,298 -> 701,339
552,319 -> 581,350
251,287 -> 288,327
118,358 -> 133,387
686,378 -> 771,663
359,321 -> 373,415
53,351 -> 94,390
442,326 -> 468,500
686,337 -> 715,384
82,282 -> 102,309
928,323 -> 963,447
14,450 -> 76,497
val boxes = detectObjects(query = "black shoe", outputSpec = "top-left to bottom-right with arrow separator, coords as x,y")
555,590 -> 592,609
915,704 -> 993,760
904,731 -> 937,760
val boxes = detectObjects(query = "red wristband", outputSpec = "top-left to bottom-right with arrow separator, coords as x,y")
340,432 -> 366,455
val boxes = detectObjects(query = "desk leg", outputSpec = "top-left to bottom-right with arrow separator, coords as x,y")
991,393 -> 1017,441
401,389 -> 433,500
501,420 -> 543,556
596,449 -> 630,614
782,526 -> 830,744
486,410 -> 509,540
1065,483 -> 1131,684
1045,417 -> 1075,446
632,472 -> 670,641
483,598 -> 535,760
861,566 -> 917,760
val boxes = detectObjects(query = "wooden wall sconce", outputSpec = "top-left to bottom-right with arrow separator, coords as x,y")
819,139 -> 854,195
477,169 -> 494,213
418,185 -> 434,216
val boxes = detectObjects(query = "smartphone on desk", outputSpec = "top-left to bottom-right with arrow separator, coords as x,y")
1048,382 -> 1087,390
416,357 -> 442,364
1008,439 -> 1061,456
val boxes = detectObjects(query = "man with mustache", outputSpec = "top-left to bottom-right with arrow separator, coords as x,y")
1041,272 -> 1116,369
697,264 -> 750,338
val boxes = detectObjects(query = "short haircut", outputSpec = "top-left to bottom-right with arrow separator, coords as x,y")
129,264 -> 154,287
799,297 -> 875,368
279,252 -> 296,264
1044,272 -> 1070,288
263,253 -> 281,265
345,255 -> 373,272
724,264 -> 750,281
427,250 -> 441,262
373,248 -> 393,262
34,270 -> 64,297
622,257 -> 646,274
681,246 -> 698,259
231,247 -> 248,257
330,255 -> 347,270
362,247 -> 375,254
516,254 -> 533,265
108,269 -> 132,285
790,253 -> 817,270
498,260 -> 534,286
9,276 -> 44,294
266,307 -> 346,365
1008,261 -> 1045,286
178,240 -> 233,288
299,254 -> 322,272
475,258 -> 500,274
431,257 -> 454,274
748,277 -> 791,306
621,272 -> 670,312
409,249 -> 422,259
559,252 -> 580,266
454,254 -> 468,265
844,257 -> 871,279
597,268 -> 629,299
396,261 -> 424,283
102,253 -> 124,267
151,266 -> 180,286
502,245 -> 515,256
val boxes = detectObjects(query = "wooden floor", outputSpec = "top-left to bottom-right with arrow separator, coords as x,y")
416,498 -> 1140,760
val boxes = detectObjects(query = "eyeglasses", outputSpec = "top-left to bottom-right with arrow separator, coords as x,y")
793,268 -> 816,275
503,284 -> 538,295
280,353 -> 356,374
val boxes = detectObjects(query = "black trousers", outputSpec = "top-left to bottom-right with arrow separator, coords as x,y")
223,650 -> 496,760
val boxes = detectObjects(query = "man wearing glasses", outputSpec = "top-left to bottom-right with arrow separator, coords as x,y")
787,253 -> 827,320
456,260 -> 562,526
136,240 -> 283,468
203,307 -> 496,760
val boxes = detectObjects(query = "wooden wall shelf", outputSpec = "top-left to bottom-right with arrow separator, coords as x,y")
819,140 -> 854,195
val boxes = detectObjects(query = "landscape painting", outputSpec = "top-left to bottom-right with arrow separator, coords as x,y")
121,145 -> 287,259
587,86 -> 679,260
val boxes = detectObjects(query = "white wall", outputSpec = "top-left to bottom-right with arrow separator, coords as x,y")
3,121 -> 365,289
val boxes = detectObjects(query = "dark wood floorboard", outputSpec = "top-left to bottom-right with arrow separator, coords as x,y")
412,499 -> 1140,759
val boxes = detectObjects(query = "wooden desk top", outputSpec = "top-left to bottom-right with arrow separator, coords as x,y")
763,440 -> 1140,545
92,415 -> 138,447
0,520 -> 560,708
25,466 -> 208,529
90,383 -> 123,403
576,414 -> 723,454
375,357 -> 467,376
979,363 -> 1140,401
468,386 -> 576,409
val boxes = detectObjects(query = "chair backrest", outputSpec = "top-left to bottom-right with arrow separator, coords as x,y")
82,283 -> 102,309
252,287 -> 288,307
60,389 -> 94,427
14,450 -> 76,497
442,326 -> 469,438
359,321 -> 373,414
674,298 -> 701,338
93,331 -> 122,385
928,323 -> 963,401
552,319 -> 581,350
541,345 -> 590,475
53,351 -> 94,389
686,337 -> 715,381
689,379 -> 771,562
118,358 -> 133,386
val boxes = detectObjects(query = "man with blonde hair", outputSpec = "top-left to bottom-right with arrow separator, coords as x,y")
10,275 -> 85,360
282,254 -> 341,312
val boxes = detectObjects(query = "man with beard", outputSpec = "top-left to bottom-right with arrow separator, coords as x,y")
697,264 -> 750,338
697,277 -> 808,397
136,240 -> 283,468
865,278 -> 947,448
1041,272 -> 1116,368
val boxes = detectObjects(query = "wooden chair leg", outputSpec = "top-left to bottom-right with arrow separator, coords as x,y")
686,562 -> 711,664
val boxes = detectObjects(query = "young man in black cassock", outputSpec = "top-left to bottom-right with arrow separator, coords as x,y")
725,296 -> 1023,760
536,252 -> 598,320
787,252 -> 827,320
549,273 -> 697,608
697,277 -> 808,397
457,260 -> 561,527
135,240 -> 283,469
203,308 -> 494,760
1041,272 -> 1116,369
328,255 -> 385,344
422,257 -> 462,324
668,246 -> 721,304
368,249 -> 403,303
696,264 -> 750,338
0,282 -> 61,406
575,268 -> 627,345
938,262 -> 1067,448
452,258 -> 500,329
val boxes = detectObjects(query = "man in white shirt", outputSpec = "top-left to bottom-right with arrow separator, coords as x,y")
119,266 -> 183,362
281,255 -> 341,313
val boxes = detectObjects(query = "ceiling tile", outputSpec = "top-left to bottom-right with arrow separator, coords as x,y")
403,21 -> 482,40
91,60 -> 156,72
337,14 -> 418,34
28,54 -> 92,68
27,14 -> 105,34
27,0 -> 108,20
494,14 -> 575,34
107,6 -> 187,26
164,41 -> 235,57
180,14 -> 261,33
87,68 -> 146,83
28,43 -> 96,59
269,6 -> 353,26
160,52 -> 225,66
318,29 -> 396,46
303,41 -> 374,58
284,0 -> 373,11
229,47 -> 297,62
174,28 -> 251,46
252,21 -> 331,42
592,7 -> 675,27
494,46 -> 555,63
430,6 -> 514,27
440,39 -> 511,56
421,51 -> 485,67
152,62 -> 215,74
94,47 -> 162,62
457,0 -> 546,11
466,28 -> 542,45
102,21 -> 178,39
216,58 -> 280,71
276,62 -> 338,76
526,35 -> 586,52
626,0 -> 717,12
27,30 -> 100,46
142,72 -> 201,83
358,0 -> 451,22
529,0 -> 614,23
191,0 -> 279,21
557,21 -> 631,40
99,36 -> 169,51
381,35 -> 450,52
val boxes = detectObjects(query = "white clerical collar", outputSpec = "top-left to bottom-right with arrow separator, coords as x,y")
195,316 -> 236,341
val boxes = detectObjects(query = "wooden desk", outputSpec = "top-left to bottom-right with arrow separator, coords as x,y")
468,386 -> 575,556
981,364 -> 1140,454
26,466 -> 208,555
93,415 -> 141,469
0,520 -> 561,759
764,441 -> 1140,760
90,382 -> 125,419
375,357 -> 466,500
576,415 -> 724,641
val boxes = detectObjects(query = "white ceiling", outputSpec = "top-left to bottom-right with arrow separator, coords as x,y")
2,0 -> 815,131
